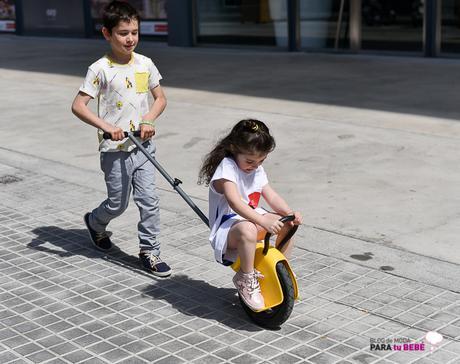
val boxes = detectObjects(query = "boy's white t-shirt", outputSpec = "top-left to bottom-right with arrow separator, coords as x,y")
209,157 -> 268,262
79,52 -> 162,152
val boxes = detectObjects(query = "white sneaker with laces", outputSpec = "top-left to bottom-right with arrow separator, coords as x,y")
232,269 -> 265,311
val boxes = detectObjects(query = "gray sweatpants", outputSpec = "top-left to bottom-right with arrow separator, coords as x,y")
89,141 -> 161,255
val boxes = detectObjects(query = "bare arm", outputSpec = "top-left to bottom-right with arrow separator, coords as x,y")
143,85 -> 167,121
216,179 -> 284,234
138,85 -> 167,140
71,91 -> 124,140
262,184 -> 292,215
262,183 -> 303,225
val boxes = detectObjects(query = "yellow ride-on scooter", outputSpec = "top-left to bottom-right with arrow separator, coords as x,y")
229,215 -> 299,328
106,131 -> 300,329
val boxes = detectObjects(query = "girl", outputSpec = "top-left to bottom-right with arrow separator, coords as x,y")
198,119 -> 302,311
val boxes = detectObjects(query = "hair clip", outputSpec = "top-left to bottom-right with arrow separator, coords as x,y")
251,123 -> 259,132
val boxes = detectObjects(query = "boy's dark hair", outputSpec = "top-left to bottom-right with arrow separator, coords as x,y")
198,119 -> 276,186
103,1 -> 140,33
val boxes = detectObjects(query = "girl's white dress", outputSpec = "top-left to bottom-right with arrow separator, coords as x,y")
208,157 -> 268,264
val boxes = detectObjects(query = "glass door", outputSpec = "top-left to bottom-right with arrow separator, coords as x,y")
361,0 -> 423,52
196,0 -> 288,47
300,0 -> 350,50
441,0 -> 460,53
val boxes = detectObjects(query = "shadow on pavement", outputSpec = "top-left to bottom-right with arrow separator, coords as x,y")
29,226 -> 101,257
27,225 -> 262,330
2,35 -> 460,121
27,226 -> 140,263
141,275 -> 263,331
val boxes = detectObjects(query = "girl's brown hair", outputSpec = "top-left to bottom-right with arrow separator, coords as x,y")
198,119 -> 275,186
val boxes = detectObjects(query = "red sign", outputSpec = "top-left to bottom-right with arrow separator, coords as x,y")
154,24 -> 167,32
140,21 -> 168,35
0,20 -> 15,32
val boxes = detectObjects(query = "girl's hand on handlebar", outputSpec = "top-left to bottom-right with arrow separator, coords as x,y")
140,124 -> 155,140
105,126 -> 124,141
262,216 -> 284,235
290,211 -> 303,226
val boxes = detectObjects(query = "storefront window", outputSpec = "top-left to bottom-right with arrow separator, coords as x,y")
441,0 -> 460,53
300,0 -> 349,49
0,0 -> 16,32
196,0 -> 288,47
90,0 -> 167,36
361,0 -> 423,52
22,0 -> 86,36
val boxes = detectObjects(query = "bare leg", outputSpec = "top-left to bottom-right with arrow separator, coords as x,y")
227,220 -> 265,311
275,223 -> 295,259
255,213 -> 295,259
227,221 -> 258,273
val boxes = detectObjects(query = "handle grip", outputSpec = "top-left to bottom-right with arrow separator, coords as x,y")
102,130 -> 141,140
263,215 -> 299,255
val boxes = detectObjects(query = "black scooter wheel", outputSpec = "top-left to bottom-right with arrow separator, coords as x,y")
239,262 -> 295,329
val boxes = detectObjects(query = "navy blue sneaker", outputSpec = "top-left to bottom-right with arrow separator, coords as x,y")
139,251 -> 171,277
83,213 -> 112,251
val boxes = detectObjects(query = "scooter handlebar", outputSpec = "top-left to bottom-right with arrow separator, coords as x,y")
102,131 -> 141,140
263,215 -> 298,255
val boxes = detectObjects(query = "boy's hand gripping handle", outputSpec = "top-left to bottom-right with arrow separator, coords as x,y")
263,215 -> 298,255
102,131 -> 141,139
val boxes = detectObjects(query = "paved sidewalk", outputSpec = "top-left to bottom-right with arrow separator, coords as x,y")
0,161 -> 459,363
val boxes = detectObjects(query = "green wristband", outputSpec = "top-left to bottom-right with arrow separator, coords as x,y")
139,120 -> 155,127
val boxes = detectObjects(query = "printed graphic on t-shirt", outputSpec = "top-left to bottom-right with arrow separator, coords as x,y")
125,77 -> 133,89
248,191 -> 261,208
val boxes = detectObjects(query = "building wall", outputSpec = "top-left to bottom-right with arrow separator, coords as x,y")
2,0 -> 457,57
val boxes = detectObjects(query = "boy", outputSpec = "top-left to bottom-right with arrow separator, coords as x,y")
71,0 -> 171,277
